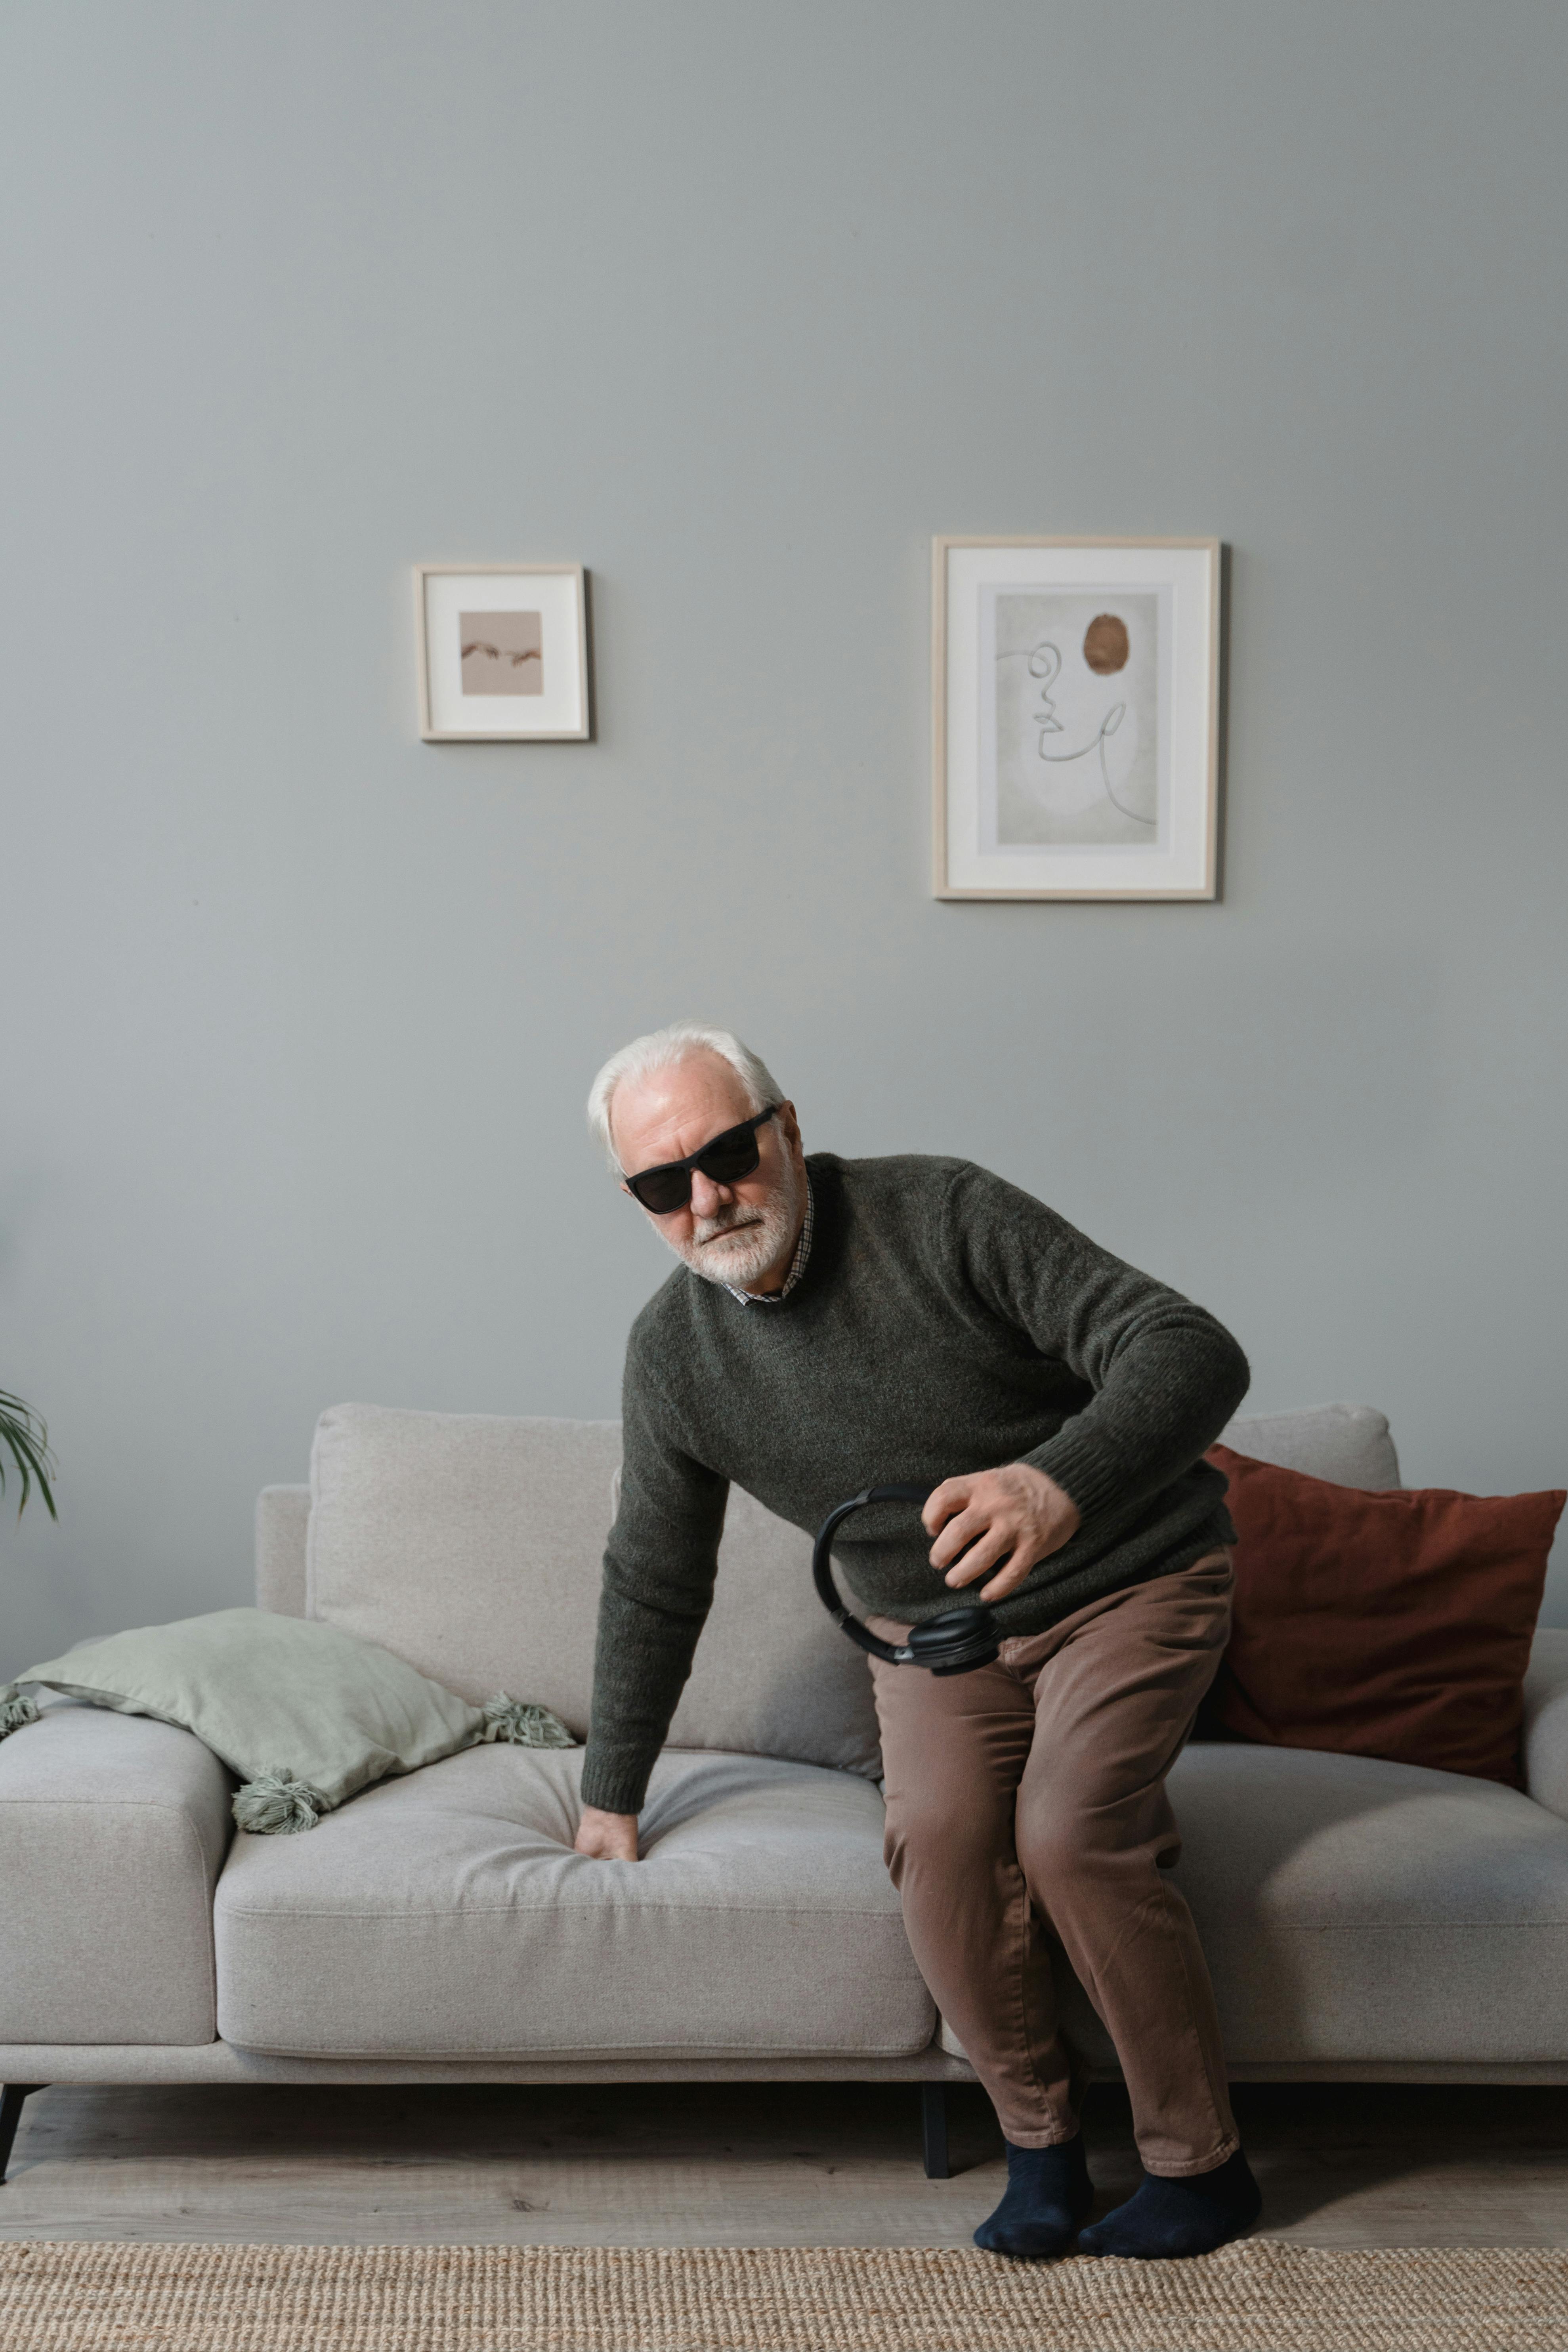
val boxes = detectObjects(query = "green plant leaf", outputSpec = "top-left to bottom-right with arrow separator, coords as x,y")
0,1390 -> 59,1521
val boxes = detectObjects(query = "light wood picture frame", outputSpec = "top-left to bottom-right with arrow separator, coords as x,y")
933,536 -> 1220,900
416,564 -> 590,742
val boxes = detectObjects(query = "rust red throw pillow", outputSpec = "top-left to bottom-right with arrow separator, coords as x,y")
1204,1444 -> 1565,1787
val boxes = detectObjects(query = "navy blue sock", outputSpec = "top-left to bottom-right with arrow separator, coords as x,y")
973,2133 -> 1094,2260
1076,2147 -> 1262,2260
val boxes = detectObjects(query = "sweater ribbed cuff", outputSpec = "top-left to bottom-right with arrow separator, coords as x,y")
579,1749 -> 653,1819
1022,1421 -> 1127,1525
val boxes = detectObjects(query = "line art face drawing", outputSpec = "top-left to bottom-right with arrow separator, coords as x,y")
987,591 -> 1159,846
459,609 -> 544,696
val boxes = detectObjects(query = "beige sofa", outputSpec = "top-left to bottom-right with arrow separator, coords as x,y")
3,1398 -> 1567,2185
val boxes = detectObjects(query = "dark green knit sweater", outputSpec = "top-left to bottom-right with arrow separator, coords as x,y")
581,1153 -> 1250,1814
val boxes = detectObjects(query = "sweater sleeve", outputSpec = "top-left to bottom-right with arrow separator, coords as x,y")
579,1337 -> 730,1816
944,1163 -> 1251,1528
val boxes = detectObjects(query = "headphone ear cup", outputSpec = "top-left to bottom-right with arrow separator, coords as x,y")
903,1606 -> 1002,1676
930,1642 -> 1001,1676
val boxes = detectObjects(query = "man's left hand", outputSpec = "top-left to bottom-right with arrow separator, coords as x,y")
922,1462 -> 1081,1604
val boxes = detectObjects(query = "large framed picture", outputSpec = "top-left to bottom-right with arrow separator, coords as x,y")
415,564 -> 590,742
933,537 -> 1220,900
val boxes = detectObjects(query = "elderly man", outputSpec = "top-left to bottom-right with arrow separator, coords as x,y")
576,1019 -> 1261,2261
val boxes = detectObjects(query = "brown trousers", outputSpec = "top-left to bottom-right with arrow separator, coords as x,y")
867,1552 -> 1237,2176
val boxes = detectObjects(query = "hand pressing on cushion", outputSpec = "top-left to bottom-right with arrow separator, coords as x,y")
923,1463 -> 1081,1605
575,1804 -> 640,1861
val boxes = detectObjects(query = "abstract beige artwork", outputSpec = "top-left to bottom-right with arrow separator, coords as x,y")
459,611 -> 543,696
989,591 -> 1159,846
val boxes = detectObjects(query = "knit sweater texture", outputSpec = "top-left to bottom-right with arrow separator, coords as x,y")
581,1153 -> 1250,1815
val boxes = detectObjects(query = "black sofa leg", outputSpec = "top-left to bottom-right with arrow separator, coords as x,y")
0,2086 -> 42,2186
921,2082 -> 950,2180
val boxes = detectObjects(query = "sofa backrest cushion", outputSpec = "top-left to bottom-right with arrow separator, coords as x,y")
1218,1402 -> 1400,1490
306,1403 -> 882,1781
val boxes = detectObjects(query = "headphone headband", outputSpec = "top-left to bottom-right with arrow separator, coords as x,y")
812,1484 -> 1003,1676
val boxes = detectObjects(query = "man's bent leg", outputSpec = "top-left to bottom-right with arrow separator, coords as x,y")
867,1619 -> 1082,2150
1009,1554 -> 1238,2180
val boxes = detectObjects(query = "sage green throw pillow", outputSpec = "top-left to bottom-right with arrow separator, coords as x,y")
0,1607 -> 573,1832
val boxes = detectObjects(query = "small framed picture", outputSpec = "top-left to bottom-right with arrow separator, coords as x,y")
933,537 -> 1220,899
415,564 -> 590,741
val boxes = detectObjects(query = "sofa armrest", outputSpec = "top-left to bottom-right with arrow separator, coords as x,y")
256,1483 -> 310,1617
0,1705 -> 231,2045
1523,1629 -> 1568,1821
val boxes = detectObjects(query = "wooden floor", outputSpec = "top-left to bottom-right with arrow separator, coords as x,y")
1,2079 -> 1565,2248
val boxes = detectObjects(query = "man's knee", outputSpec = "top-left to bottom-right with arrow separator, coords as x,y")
882,1781 -> 1011,1883
1018,1794 -> 1180,1894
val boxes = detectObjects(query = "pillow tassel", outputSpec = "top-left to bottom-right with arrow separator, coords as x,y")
477,1694 -> 577,1749
232,1768 -> 327,1835
0,1684 -> 40,1739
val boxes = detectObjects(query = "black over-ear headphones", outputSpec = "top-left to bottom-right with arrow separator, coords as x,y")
812,1483 -> 1003,1675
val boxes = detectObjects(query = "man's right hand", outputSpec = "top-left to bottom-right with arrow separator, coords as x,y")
574,1805 -> 640,1861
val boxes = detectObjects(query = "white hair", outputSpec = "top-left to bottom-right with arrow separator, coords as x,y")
587,1021 -> 782,1172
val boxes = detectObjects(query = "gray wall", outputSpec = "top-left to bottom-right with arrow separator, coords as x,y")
2,0 -> 1565,1669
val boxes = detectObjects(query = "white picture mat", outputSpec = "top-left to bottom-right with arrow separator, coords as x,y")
940,541 -> 1216,897
421,569 -> 585,737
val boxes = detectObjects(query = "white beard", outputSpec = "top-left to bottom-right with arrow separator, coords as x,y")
667,1155 -> 806,1292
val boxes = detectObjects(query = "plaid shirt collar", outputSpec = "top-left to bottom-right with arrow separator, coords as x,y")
724,1177 -> 814,1306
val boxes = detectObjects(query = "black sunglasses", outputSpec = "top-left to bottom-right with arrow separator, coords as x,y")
623,1105 -> 779,1215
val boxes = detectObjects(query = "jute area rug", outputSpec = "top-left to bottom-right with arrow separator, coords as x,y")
1,2239 -> 1565,2352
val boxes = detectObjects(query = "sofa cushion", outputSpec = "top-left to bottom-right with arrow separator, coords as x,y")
213,1743 -> 932,2060
1169,1742 -> 1568,2063
0,1703 -> 231,2045
1205,1447 -> 1562,1786
306,1403 -> 882,1779
1218,1401 -> 1401,1489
